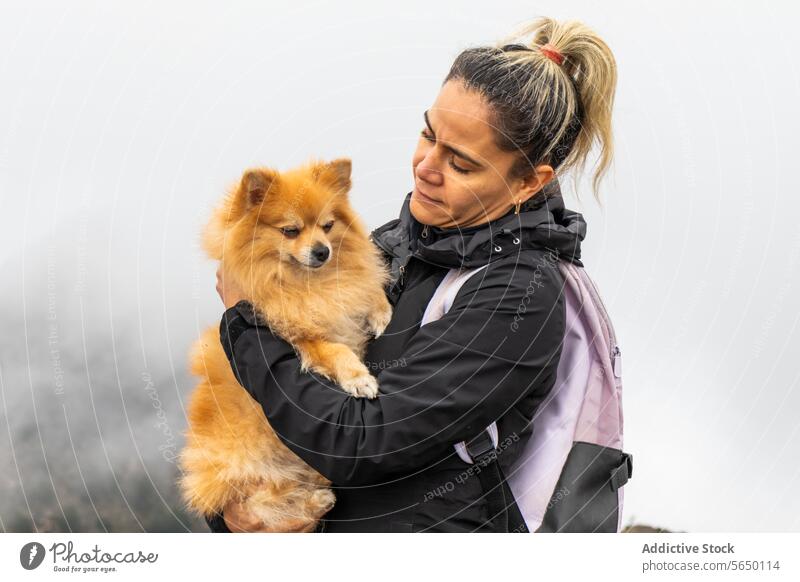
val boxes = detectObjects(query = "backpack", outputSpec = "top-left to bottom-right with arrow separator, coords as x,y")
420,259 -> 633,533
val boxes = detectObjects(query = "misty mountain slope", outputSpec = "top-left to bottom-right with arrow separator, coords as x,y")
1,211 -> 218,532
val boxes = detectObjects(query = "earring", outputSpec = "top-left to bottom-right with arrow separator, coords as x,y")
514,199 -> 522,214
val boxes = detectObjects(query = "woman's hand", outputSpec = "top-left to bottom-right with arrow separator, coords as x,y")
216,263 -> 247,309
222,499 -> 317,533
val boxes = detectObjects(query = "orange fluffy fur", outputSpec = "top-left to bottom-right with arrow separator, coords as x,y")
179,158 -> 393,532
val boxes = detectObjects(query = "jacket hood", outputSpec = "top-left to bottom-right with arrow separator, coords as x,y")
370,184 -> 587,279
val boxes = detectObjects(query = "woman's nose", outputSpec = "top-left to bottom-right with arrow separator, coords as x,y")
416,161 -> 444,187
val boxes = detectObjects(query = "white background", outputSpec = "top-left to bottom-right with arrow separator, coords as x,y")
3,533 -> 799,580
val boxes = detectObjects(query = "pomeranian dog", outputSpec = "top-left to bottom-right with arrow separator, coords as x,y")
179,158 -> 393,532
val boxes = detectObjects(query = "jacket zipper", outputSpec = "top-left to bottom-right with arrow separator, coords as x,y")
373,225 -> 461,295
369,233 -> 397,258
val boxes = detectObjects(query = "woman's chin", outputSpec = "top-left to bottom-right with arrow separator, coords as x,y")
409,198 -> 439,224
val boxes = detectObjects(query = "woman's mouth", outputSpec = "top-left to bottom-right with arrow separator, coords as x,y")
413,187 -> 440,206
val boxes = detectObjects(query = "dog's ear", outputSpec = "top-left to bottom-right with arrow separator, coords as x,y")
313,158 -> 352,195
240,168 -> 278,208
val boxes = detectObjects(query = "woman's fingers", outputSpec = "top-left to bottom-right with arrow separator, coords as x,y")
222,500 -> 317,533
215,265 -> 224,303
215,263 -> 247,309
222,500 -> 265,533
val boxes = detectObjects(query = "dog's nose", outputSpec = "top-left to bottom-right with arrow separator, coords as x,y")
310,245 -> 330,264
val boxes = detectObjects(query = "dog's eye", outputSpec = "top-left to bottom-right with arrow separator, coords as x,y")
322,221 -> 334,233
281,227 -> 300,238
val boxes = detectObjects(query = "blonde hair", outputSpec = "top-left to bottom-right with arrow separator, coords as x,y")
444,16 -> 617,201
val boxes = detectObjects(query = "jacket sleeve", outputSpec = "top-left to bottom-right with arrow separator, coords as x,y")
219,253 -> 565,486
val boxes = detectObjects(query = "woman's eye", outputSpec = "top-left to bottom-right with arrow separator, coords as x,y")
420,130 -> 469,174
449,158 -> 470,174
322,221 -> 334,232
281,227 -> 300,238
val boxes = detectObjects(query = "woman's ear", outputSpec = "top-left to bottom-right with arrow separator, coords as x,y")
516,164 -> 555,205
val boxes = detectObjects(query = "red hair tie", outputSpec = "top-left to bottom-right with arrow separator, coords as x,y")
539,43 -> 564,66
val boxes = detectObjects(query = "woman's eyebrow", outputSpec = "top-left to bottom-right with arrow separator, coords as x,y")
424,110 -> 484,168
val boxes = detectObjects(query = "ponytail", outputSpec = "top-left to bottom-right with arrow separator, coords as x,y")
445,16 -> 618,200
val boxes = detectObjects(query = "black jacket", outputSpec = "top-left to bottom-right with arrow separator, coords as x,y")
205,185 -> 586,533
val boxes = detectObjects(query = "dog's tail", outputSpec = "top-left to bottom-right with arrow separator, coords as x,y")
189,326 -> 240,386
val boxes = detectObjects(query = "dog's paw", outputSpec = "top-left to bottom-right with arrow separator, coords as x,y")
367,304 -> 393,338
340,371 -> 379,399
310,488 -> 336,515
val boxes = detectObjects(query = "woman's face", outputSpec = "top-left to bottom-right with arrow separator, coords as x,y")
410,80 -> 553,229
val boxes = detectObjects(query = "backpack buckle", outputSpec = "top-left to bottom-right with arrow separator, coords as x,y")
465,429 -> 498,464
610,452 -> 633,491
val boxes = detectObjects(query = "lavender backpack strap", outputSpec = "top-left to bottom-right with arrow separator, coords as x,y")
419,264 -> 499,461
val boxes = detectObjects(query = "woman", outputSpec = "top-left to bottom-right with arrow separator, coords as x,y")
208,15 -> 616,533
